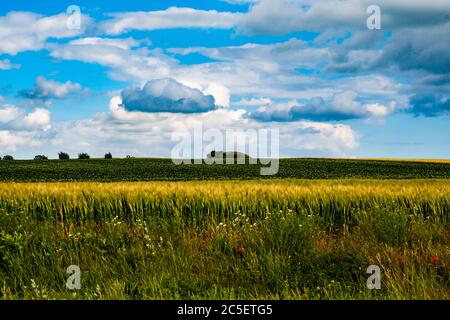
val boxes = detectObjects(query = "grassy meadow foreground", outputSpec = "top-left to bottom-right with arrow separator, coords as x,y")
0,180 -> 449,299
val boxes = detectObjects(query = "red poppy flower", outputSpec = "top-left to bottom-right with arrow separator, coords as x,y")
236,245 -> 245,254
432,257 -> 439,262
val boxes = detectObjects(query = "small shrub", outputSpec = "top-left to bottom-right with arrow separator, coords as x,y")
2,155 -> 14,161
104,152 -> 113,159
78,153 -> 90,160
58,152 -> 70,160
34,155 -> 48,161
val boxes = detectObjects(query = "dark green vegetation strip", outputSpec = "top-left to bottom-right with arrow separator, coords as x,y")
0,158 -> 449,181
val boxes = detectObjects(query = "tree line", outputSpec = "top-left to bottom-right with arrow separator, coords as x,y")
0,152 -> 115,161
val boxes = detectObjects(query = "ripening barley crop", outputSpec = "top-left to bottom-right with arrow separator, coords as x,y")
0,180 -> 448,300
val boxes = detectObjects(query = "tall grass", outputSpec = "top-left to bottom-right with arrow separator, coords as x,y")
0,180 -> 448,299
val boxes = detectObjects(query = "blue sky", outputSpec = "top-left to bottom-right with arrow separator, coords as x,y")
0,0 -> 449,159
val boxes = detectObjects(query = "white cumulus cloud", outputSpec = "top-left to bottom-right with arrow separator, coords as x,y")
0,11 -> 92,55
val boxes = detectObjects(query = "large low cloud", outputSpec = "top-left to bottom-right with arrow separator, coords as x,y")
19,76 -> 83,102
249,91 -> 394,122
121,78 -> 218,113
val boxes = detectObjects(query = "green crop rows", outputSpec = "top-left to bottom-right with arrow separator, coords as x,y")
0,158 -> 449,181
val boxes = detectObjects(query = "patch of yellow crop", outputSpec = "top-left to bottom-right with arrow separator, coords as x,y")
0,179 -> 448,201
349,158 -> 450,164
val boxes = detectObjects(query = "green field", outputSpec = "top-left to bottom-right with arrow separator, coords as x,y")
0,158 -> 449,181
0,159 -> 449,300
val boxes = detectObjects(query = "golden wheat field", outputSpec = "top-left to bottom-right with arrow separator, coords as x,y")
0,179 -> 449,199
